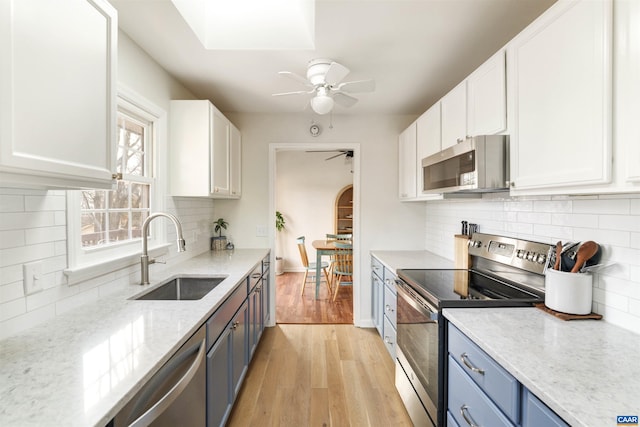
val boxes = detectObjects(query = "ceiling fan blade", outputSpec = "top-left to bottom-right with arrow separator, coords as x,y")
278,71 -> 313,87
333,92 -> 358,108
272,89 -> 314,97
324,62 -> 350,86
337,79 -> 376,93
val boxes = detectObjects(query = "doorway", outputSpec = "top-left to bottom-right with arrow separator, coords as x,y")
269,143 -> 360,325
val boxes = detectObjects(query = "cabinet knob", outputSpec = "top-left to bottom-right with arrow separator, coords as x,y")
385,304 -> 394,313
457,138 -> 464,143
112,172 -> 123,180
384,336 -> 393,345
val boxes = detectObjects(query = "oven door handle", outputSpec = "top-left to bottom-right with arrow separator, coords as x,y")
395,280 -> 438,317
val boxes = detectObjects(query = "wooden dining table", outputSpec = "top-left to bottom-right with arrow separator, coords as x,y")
311,240 -> 344,299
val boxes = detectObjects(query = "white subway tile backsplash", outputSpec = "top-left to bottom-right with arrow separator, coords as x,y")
25,226 -> 66,245
0,212 -> 58,232
0,243 -> 56,268
426,194 -> 640,334
0,281 -> 24,303
24,194 -> 66,211
0,195 -> 24,212
599,215 -> 640,232
573,198 -> 630,215
551,213 -> 598,228
0,230 -> 25,249
0,298 -> 26,322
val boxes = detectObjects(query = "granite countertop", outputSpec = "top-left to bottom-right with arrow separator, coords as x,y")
0,248 -> 269,427
370,250 -> 454,272
444,307 -> 640,427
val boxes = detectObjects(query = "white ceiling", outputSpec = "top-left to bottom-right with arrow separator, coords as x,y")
110,0 -> 556,116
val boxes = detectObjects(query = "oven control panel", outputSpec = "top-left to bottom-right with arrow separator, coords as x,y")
468,233 -> 553,275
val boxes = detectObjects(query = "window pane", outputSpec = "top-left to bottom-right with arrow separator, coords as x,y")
110,181 -> 130,209
81,213 -> 106,247
81,190 -> 107,210
132,211 -> 148,239
131,183 -> 150,209
108,211 -> 130,242
124,148 -> 144,175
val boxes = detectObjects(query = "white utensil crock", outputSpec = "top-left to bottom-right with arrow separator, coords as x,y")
545,268 -> 593,315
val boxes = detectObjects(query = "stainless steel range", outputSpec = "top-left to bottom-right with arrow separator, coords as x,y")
394,233 -> 554,427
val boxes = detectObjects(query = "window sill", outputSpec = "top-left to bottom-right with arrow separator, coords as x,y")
64,243 -> 171,285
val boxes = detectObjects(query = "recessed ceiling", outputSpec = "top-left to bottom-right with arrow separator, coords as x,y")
109,0 -> 556,115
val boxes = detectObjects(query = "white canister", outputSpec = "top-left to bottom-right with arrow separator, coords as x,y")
544,268 -> 593,315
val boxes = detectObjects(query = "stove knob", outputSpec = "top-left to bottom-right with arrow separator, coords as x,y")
537,254 -> 547,264
516,249 -> 524,259
526,252 -> 535,261
474,240 -> 482,248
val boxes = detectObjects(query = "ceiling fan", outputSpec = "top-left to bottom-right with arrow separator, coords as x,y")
307,149 -> 354,161
272,59 -> 375,115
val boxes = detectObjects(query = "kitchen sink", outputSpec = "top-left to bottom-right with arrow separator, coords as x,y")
132,276 -> 227,300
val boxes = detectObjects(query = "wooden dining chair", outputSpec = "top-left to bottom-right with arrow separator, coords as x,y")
296,236 -> 331,296
330,242 -> 353,302
325,233 -> 352,278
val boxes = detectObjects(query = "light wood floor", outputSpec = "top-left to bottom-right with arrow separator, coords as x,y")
227,324 -> 413,426
276,272 -> 353,324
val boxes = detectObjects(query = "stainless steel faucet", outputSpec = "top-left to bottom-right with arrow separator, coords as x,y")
140,212 -> 186,285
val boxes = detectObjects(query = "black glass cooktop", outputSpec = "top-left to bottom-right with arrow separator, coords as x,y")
397,269 -> 543,309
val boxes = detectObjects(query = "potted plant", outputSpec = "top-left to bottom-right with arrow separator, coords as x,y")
275,211 -> 285,275
211,218 -> 228,251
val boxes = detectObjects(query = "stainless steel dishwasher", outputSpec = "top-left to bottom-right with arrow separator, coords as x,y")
111,326 -> 206,426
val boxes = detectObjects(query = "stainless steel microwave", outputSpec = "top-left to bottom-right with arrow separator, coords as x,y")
421,135 -> 509,193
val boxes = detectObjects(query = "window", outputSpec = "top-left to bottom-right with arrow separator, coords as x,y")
66,87 -> 167,280
80,112 -> 152,248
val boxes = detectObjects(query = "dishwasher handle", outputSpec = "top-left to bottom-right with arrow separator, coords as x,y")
128,337 -> 206,427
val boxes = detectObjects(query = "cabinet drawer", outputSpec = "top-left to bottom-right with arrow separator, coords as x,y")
248,263 -> 262,291
448,356 -> 515,427
206,280 -> 247,349
383,283 -> 397,327
522,389 -> 568,427
448,324 -> 520,423
382,315 -> 396,359
371,257 -> 384,280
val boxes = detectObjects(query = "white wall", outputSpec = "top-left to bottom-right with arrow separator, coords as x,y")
425,194 -> 640,334
0,32 -> 216,340
276,150 -> 353,271
215,113 -> 425,325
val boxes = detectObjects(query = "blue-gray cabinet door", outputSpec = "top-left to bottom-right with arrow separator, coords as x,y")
206,327 -> 232,427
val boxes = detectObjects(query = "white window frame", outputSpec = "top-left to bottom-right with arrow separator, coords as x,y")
65,86 -> 168,284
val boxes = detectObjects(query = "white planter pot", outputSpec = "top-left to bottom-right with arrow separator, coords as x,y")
275,257 -> 284,275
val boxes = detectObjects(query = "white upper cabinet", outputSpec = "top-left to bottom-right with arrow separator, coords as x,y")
211,108 -> 230,196
169,100 -> 241,198
229,123 -> 242,198
615,0 -> 640,186
416,103 -> 441,161
467,50 -> 507,136
0,0 -> 117,189
440,81 -> 467,149
398,122 -> 417,200
508,0 -> 612,193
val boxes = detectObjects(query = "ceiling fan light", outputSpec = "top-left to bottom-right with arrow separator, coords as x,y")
311,95 -> 334,115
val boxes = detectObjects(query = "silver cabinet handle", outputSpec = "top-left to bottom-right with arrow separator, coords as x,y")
385,304 -> 394,313
129,338 -> 206,427
384,336 -> 393,346
460,353 -> 485,375
457,137 -> 464,143
460,404 -> 479,427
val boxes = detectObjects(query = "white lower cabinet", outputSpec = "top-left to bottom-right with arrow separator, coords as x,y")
0,0 -> 117,189
508,0 -> 613,193
447,324 -> 568,427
